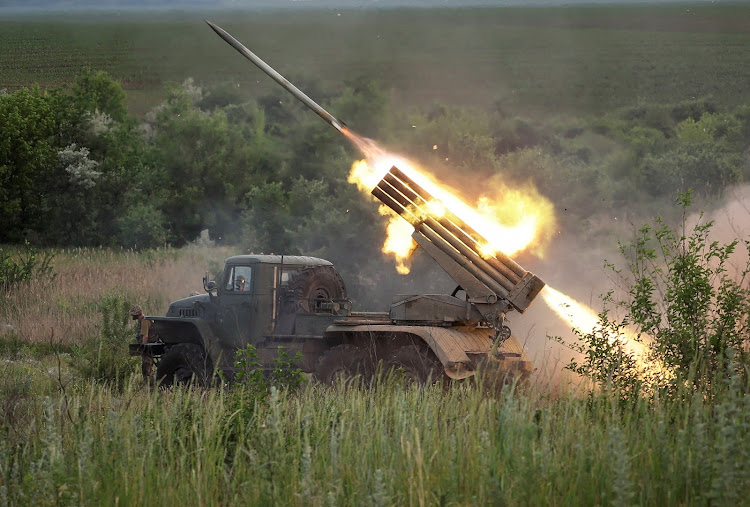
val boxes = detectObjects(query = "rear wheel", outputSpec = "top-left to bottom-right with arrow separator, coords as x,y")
315,344 -> 372,386
381,343 -> 447,385
156,343 -> 212,387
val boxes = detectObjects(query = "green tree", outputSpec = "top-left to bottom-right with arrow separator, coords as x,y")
0,87 -> 58,242
147,81 -> 280,244
71,68 -> 128,123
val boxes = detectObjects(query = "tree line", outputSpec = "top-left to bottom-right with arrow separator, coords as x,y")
2,69 -> 750,258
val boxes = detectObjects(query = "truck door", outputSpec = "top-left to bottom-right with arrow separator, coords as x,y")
220,265 -> 255,348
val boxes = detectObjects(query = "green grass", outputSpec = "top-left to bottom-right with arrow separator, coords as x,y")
2,4 -> 750,116
1,371 -> 749,505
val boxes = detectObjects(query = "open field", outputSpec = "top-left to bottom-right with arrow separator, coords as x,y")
2,4 -> 750,116
0,246 -> 747,504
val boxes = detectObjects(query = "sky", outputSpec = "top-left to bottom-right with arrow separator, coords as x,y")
0,0 -> 715,11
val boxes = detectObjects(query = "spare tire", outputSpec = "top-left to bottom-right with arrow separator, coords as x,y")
287,266 -> 347,313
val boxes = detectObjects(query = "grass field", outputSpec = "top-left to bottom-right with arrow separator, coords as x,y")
2,4 -> 750,116
1,352 -> 749,505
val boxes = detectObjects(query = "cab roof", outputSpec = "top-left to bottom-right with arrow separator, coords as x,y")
225,255 -> 333,267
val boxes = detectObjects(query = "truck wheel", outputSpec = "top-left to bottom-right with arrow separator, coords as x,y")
288,266 -> 347,313
382,344 -> 447,385
315,344 -> 372,386
156,343 -> 212,388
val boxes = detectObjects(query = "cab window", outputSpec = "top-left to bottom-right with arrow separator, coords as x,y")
226,266 -> 253,292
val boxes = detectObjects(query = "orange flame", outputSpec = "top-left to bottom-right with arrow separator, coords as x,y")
344,130 -> 556,273
541,285 -> 670,378
379,206 -> 417,274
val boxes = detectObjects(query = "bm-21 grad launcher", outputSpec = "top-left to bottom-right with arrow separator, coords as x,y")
136,22 -> 546,385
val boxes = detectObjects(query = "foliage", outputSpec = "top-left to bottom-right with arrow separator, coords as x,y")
233,343 -> 304,398
69,294 -> 137,386
115,202 -> 168,249
0,242 -> 55,291
556,306 -> 645,402
564,192 -> 750,398
0,86 -> 58,243
71,68 -> 128,122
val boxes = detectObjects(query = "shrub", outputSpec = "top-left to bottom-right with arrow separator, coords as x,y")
234,344 -> 304,397
563,192 -> 750,399
0,242 -> 55,291
70,294 -> 137,386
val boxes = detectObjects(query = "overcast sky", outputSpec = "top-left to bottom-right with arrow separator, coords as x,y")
0,0 -> 713,10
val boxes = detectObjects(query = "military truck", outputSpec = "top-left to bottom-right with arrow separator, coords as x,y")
133,167 -> 545,386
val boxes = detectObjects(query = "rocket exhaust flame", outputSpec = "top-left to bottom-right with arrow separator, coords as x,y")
541,286 -> 670,378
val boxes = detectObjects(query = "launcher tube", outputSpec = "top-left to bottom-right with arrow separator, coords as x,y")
435,216 -> 520,284
422,217 -> 516,292
416,227 -> 509,296
375,178 -> 516,292
375,184 -> 509,294
387,166 -> 526,278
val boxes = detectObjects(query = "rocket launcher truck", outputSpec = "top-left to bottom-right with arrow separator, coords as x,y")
127,22 -> 546,385
133,164 -> 544,385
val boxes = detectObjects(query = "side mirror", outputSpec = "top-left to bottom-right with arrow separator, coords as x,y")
203,272 -> 218,293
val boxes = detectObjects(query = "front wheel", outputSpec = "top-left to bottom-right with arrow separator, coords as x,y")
156,343 -> 212,387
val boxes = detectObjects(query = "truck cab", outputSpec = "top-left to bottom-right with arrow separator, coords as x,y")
145,255 -> 349,385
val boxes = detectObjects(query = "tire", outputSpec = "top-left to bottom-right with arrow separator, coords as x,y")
156,343 -> 212,388
315,344 -> 373,386
287,266 -> 347,313
381,343 -> 447,385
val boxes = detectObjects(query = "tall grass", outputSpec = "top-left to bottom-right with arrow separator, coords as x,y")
1,376 -> 749,505
0,245 -> 233,345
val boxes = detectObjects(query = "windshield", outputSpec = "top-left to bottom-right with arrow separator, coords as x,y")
225,266 -> 253,292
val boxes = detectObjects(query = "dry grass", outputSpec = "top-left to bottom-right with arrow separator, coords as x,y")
0,245 -> 235,345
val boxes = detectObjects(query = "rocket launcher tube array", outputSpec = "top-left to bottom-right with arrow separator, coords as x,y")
375,176 -> 515,292
374,166 -> 543,310
381,171 -> 519,288
385,167 -> 526,280
374,179 -> 513,295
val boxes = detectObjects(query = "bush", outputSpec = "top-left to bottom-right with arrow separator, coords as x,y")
0,242 -> 55,291
234,344 -> 304,398
70,294 -> 137,386
563,192 -> 750,399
